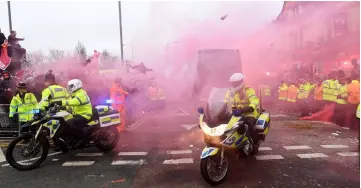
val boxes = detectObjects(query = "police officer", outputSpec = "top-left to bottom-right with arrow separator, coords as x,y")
9,82 -> 38,132
37,71 -> 70,110
55,79 -> 92,147
224,73 -> 260,156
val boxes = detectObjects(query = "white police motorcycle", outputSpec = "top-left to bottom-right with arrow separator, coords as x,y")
197,88 -> 271,185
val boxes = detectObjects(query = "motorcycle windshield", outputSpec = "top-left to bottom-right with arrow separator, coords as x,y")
204,87 -> 230,128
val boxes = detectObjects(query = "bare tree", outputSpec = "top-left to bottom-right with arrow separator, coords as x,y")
48,49 -> 64,63
25,51 -> 46,70
74,41 -> 87,61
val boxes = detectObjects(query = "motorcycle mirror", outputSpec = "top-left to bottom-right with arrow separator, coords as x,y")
197,107 -> 204,114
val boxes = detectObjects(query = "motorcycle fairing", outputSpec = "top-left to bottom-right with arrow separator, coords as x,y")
43,120 -> 60,138
200,147 -> 219,159
52,111 -> 73,121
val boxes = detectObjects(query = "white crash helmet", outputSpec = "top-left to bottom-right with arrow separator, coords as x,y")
229,73 -> 245,90
67,79 -> 83,94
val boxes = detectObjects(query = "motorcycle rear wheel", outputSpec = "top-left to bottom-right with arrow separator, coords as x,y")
95,126 -> 119,152
200,153 -> 229,185
5,134 -> 49,171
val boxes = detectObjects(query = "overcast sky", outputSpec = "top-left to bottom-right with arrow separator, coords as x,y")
0,1 -> 283,62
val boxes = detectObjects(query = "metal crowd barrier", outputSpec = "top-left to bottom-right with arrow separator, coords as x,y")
0,104 -> 20,137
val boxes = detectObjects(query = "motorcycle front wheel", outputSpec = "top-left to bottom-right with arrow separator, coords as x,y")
200,152 -> 229,185
5,133 -> 49,171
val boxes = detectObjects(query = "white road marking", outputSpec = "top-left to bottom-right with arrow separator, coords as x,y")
118,152 -> 148,156
259,147 -> 272,151
271,114 -> 289,117
296,153 -> 328,158
76,152 -> 103,157
172,114 -> 191,116
163,158 -> 194,164
127,112 -> 153,131
337,152 -> 359,157
180,124 -> 198,130
2,151 -> 62,167
111,160 -> 145,165
62,161 -> 95,166
283,145 -> 311,150
255,155 -> 284,160
167,150 -> 192,155
52,159 -> 59,161
320,145 -> 349,149
0,148 -> 5,163
177,108 -> 190,115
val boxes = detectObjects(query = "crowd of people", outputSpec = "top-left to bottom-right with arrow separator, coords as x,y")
260,59 -> 360,130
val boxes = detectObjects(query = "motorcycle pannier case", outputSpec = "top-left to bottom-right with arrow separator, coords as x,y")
255,112 -> 270,139
95,105 -> 121,127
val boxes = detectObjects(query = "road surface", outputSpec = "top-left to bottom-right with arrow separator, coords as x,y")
0,102 -> 359,188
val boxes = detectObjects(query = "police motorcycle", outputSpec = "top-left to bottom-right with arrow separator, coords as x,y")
197,88 -> 270,185
5,101 -> 121,171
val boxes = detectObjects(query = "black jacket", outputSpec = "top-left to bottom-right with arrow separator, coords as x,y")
0,32 -> 5,45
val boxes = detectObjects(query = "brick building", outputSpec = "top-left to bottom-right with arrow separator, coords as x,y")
274,1 -> 360,75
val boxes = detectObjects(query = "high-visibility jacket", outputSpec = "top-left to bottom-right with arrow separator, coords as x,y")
260,85 -> 271,96
62,88 -> 93,120
278,83 -> 288,100
109,84 -> 128,107
297,82 -> 314,99
287,85 -> 298,103
347,80 -> 360,104
314,85 -> 323,100
37,85 -> 70,110
336,84 -> 348,104
9,92 -> 38,122
357,104 -> 360,118
224,86 -> 260,118
321,79 -> 339,102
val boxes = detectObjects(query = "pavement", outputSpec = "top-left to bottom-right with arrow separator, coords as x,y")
0,102 -> 359,188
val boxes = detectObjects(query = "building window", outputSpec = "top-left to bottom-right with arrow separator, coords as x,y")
333,13 -> 348,36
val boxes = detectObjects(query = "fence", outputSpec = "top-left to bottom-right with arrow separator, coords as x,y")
0,104 -> 20,137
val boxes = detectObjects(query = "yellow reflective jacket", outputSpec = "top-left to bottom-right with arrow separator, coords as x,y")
278,83 -> 288,100
357,104 -> 360,119
224,86 -> 260,118
322,79 -> 339,102
62,88 -> 93,120
297,82 -> 315,99
260,85 -> 271,96
336,84 -> 348,104
9,92 -> 38,122
37,84 -> 70,110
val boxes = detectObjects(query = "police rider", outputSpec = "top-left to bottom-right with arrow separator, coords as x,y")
37,71 -> 70,110
224,73 -> 260,156
53,79 -> 92,147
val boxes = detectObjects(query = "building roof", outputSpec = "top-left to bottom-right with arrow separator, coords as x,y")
275,1 -> 299,22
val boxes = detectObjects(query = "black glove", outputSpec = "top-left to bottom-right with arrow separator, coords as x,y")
50,101 -> 62,107
9,116 -> 15,122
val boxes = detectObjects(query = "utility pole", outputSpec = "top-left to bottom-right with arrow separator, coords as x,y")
7,1 -> 12,33
118,1 -> 124,65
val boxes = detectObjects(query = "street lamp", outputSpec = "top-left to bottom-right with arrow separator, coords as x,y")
118,1 -> 124,65
7,1 -> 12,33
123,44 -> 134,61
165,41 -> 178,64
